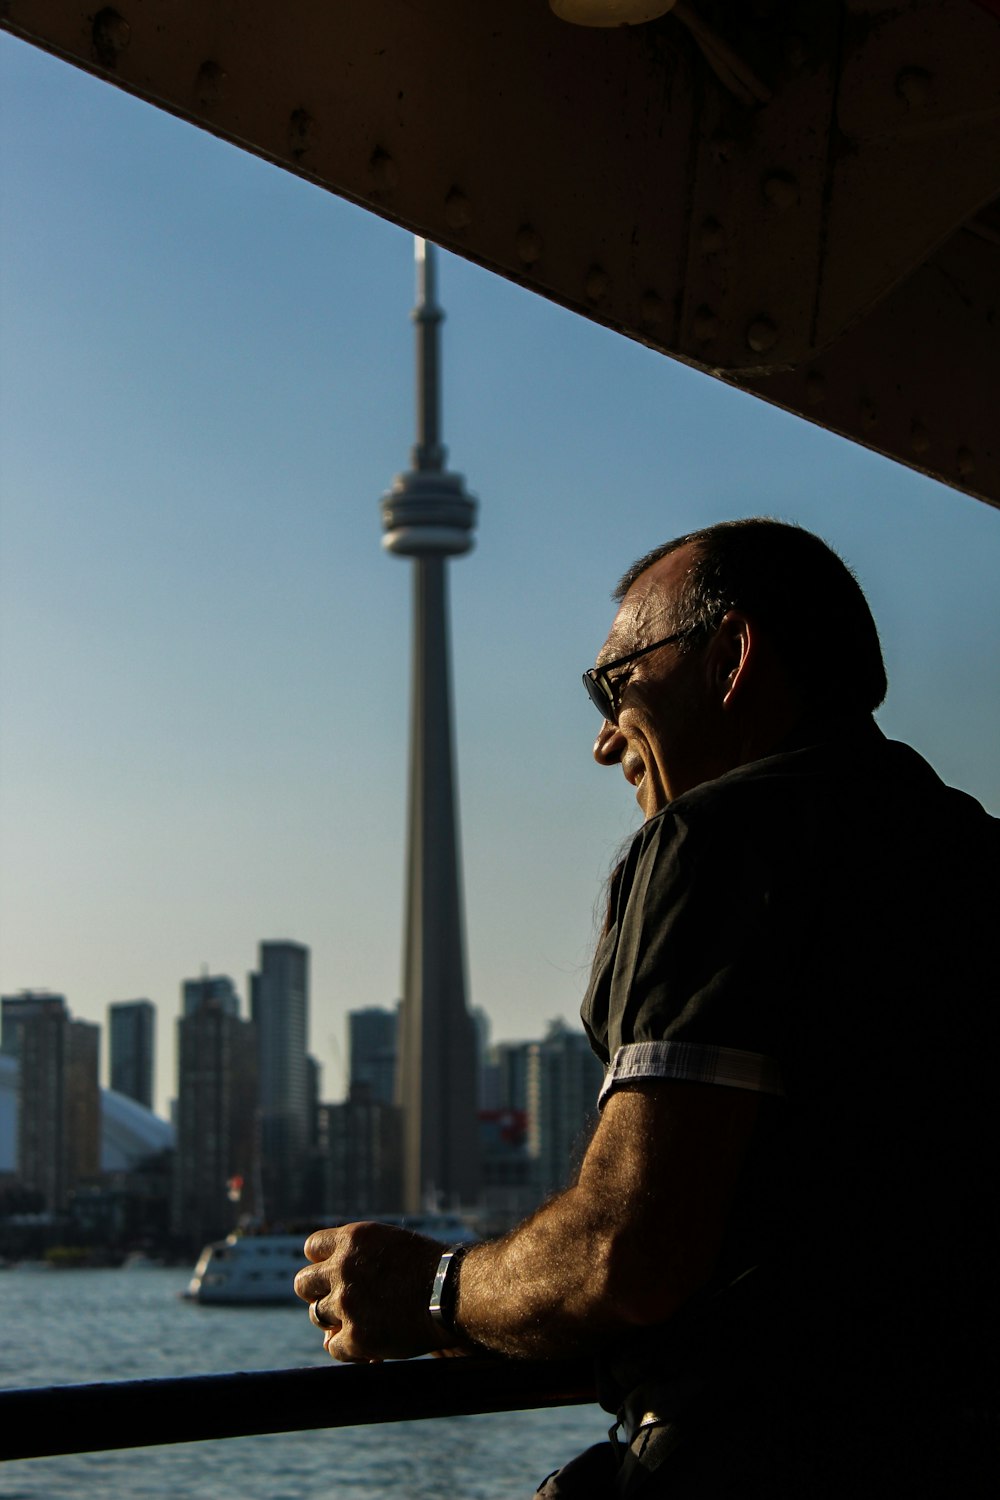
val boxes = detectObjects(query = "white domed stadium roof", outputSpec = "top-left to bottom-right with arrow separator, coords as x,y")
0,1052 -> 174,1174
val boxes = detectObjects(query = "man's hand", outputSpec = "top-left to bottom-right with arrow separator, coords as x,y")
293,1222 -> 467,1362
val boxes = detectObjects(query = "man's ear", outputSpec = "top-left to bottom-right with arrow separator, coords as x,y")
707,610 -> 753,708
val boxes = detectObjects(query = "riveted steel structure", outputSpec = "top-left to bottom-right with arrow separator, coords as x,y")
381,241 -> 479,1213
3,0 -> 999,507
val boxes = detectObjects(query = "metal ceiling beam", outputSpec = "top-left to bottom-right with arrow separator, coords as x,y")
4,0 -> 998,506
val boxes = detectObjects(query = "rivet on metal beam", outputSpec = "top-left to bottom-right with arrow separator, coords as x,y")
516,226 -> 543,266
640,292 -> 665,328
444,189 -> 472,230
805,371 -> 825,406
585,267 -> 610,305
957,447 -> 976,480
859,399 -> 877,431
692,305 -> 718,342
910,421 -> 930,455
288,110 -> 316,161
699,218 -> 725,254
92,9 -> 131,68
895,68 -> 932,108
763,174 -> 799,210
369,150 -> 398,192
747,318 -> 778,353
194,61 -> 228,108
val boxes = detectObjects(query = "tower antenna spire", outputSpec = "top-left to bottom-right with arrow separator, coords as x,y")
412,238 -> 445,473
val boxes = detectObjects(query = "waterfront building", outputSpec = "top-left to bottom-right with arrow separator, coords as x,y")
471,1006 -> 492,1107
0,1052 -> 175,1176
477,1039 -> 539,1224
108,998 -> 155,1109
182,973 -> 239,1018
484,1038 -> 532,1114
526,1019 -> 604,1199
172,976 -> 257,1248
320,1085 -> 403,1218
2,992 -> 70,1210
380,239 -> 480,1211
249,940 -> 310,1221
1,1048 -> 176,1258
0,992 -> 100,1213
478,1106 -> 536,1227
1,989 -> 64,1056
306,1052 -> 322,1147
66,1018 -> 101,1187
348,1005 -> 398,1107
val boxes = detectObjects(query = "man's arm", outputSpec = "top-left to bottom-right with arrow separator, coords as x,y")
457,1080 -> 758,1356
294,1081 -> 758,1362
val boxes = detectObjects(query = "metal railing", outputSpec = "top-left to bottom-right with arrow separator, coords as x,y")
0,1357 -> 598,1462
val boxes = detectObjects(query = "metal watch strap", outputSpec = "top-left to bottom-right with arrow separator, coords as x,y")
428,1245 -> 467,1333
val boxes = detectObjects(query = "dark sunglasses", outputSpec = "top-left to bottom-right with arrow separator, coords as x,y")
582,628 -> 697,724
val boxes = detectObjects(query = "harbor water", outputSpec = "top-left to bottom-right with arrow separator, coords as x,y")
0,1264 -> 608,1498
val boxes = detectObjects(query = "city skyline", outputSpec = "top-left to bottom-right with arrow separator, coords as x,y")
1,954 -> 553,1123
1,979 -> 605,1237
2,36 -> 998,1122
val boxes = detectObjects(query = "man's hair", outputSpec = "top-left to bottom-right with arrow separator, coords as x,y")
616,518 -> 887,714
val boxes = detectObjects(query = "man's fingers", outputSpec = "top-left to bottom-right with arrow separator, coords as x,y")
324,1323 -> 371,1364
308,1297 -> 342,1334
303,1227 -> 342,1262
293,1263 -> 326,1302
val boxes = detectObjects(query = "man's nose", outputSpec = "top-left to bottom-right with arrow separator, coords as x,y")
593,720 -> 626,765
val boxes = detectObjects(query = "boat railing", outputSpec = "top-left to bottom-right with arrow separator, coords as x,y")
0,1356 -> 598,1462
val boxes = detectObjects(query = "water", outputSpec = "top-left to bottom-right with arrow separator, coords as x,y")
0,1266 -> 607,1498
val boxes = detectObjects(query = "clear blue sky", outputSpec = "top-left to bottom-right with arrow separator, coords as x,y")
2,36 -> 998,1118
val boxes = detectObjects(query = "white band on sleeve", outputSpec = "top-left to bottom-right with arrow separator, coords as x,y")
599,1039 -> 784,1107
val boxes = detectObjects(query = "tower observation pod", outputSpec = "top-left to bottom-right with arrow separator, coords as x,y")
380,239 -> 480,1213
381,239 -> 477,557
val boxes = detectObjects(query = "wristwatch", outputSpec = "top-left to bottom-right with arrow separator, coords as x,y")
428,1245 -> 468,1334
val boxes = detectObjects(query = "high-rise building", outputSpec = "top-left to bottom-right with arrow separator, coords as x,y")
172,975 -> 257,1248
380,240 -> 480,1211
108,999 -> 155,1109
471,1006 -> 492,1107
478,1038 -> 536,1224
526,1019 -> 604,1199
65,1019 -> 101,1187
495,1041 -> 532,1113
1,990 -> 61,1057
320,1086 -> 403,1219
182,974 -> 239,1018
1,991 -> 100,1213
249,940 -> 310,1221
478,1105 -> 535,1226
3,992 -> 69,1211
482,1038 -> 532,1114
348,1006 -> 398,1107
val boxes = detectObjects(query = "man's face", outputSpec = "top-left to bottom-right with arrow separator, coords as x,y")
592,545 -> 732,818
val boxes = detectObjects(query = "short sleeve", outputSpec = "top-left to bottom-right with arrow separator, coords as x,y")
582,800 -> 787,1109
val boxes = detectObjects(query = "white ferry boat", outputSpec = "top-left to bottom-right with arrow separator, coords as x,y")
185,1214 -> 478,1306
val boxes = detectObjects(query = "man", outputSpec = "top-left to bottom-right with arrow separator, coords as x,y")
296,519 -> 998,1496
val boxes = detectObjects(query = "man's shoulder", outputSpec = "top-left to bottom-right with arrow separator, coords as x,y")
643,718 -> 997,859
650,729 -> 855,836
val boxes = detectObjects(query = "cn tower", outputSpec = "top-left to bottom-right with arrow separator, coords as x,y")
380,239 -> 479,1212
